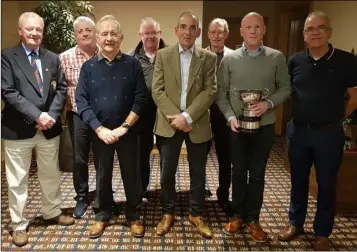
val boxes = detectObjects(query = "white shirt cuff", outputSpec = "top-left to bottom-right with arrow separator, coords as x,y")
181,112 -> 193,124
267,100 -> 274,109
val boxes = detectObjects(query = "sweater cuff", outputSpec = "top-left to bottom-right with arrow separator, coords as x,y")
89,118 -> 102,131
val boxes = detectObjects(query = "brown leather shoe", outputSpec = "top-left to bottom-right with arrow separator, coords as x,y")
89,221 -> 108,239
188,215 -> 213,239
156,214 -> 174,236
46,213 -> 75,226
278,224 -> 304,241
223,217 -> 245,236
314,237 -> 330,251
129,220 -> 144,238
12,230 -> 28,247
247,221 -> 267,242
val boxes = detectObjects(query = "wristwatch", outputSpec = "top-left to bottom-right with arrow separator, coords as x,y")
121,122 -> 131,129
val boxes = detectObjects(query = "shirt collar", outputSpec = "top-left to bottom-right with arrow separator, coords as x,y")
97,50 -> 122,62
178,44 -> 194,54
22,43 -> 39,57
306,43 -> 334,61
242,42 -> 265,56
206,45 -> 226,54
76,45 -> 99,57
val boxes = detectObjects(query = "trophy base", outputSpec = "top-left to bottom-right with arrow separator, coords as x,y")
238,127 -> 260,133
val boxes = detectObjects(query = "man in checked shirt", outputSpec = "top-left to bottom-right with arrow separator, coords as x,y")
59,16 -> 111,218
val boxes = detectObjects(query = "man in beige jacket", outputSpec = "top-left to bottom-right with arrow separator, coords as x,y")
152,10 -> 217,238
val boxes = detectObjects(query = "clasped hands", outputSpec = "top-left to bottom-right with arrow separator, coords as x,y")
35,112 -> 56,130
167,114 -> 192,132
96,126 -> 128,145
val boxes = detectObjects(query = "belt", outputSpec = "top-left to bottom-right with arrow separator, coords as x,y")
293,119 -> 341,130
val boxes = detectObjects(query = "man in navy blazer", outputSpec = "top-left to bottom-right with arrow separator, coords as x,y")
1,12 -> 74,247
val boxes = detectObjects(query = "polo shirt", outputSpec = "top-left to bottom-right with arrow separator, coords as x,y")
288,44 -> 357,125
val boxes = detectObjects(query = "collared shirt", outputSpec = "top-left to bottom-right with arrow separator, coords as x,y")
97,50 -> 122,65
206,45 -> 232,68
289,43 -> 357,124
178,44 -> 194,124
22,43 -> 43,80
59,45 -> 99,112
242,42 -> 265,57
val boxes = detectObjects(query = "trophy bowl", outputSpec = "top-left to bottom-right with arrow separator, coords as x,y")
238,88 -> 269,103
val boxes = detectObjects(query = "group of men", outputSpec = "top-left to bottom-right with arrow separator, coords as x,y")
2,8 -> 356,251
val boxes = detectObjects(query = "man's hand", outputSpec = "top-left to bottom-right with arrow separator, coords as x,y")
112,126 -> 129,139
96,126 -> 117,145
230,119 -> 240,132
250,101 -> 269,117
35,112 -> 56,130
167,114 -> 191,131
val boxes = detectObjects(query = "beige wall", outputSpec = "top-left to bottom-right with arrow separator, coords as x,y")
1,1 -> 20,49
91,1 -> 203,52
313,1 -> 357,52
202,1 -> 278,48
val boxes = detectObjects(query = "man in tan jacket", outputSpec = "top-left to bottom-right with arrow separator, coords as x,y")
152,10 -> 217,238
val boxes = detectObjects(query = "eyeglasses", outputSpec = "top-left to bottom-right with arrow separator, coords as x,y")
208,30 -> 225,37
140,32 -> 161,38
304,25 -> 330,33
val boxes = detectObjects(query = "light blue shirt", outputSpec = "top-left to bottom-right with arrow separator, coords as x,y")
242,42 -> 265,57
178,44 -> 194,124
22,43 -> 43,81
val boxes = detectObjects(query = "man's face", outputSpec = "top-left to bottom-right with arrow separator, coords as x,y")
175,15 -> 201,49
208,23 -> 228,49
240,15 -> 266,48
139,24 -> 161,50
18,16 -> 44,49
74,22 -> 96,48
303,17 -> 331,49
96,20 -> 122,55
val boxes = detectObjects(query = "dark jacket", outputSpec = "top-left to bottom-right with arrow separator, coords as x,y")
75,53 -> 148,131
127,39 -> 167,132
1,44 -> 67,140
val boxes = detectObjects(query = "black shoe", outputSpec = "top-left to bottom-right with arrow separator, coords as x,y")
73,198 -> 88,218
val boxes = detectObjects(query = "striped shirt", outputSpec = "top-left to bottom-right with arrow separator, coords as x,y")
59,45 -> 98,112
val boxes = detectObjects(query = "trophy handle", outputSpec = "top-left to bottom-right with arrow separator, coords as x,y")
261,88 -> 270,100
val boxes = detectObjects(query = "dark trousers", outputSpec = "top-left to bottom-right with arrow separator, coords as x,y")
230,124 -> 275,222
287,120 -> 344,237
137,100 -> 156,193
156,131 -> 209,217
207,102 -> 231,201
92,133 -> 141,222
67,111 -> 92,200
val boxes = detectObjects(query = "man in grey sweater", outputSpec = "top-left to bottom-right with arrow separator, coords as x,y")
215,12 -> 291,242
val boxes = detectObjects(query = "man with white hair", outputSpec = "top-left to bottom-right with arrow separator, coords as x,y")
1,12 -> 74,247
76,15 -> 148,239
128,17 -> 167,201
59,16 -> 101,219
205,18 -> 233,212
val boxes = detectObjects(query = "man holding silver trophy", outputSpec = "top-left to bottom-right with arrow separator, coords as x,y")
215,12 -> 291,242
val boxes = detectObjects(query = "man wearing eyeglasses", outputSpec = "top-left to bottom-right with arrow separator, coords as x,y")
128,17 -> 167,201
204,18 -> 233,213
278,11 -> 357,251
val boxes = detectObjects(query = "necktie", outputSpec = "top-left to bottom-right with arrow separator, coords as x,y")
30,51 -> 43,96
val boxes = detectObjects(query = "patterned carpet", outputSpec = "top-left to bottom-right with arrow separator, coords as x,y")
1,137 -> 357,251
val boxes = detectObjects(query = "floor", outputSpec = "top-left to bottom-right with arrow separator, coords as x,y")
1,137 -> 357,251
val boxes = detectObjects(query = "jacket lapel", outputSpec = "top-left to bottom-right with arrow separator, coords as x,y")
39,47 -> 51,102
170,44 -> 181,88
13,45 -> 42,96
187,49 -> 203,92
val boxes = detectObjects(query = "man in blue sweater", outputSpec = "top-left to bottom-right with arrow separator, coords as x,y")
76,15 -> 148,239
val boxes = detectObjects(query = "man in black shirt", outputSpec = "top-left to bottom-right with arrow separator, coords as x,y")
278,11 -> 357,251
76,15 -> 148,239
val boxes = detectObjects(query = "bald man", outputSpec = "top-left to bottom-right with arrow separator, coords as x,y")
216,12 -> 291,242
2,12 -> 74,247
